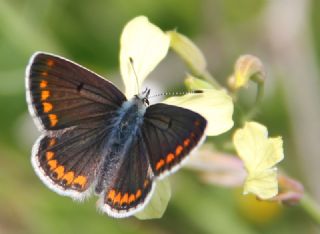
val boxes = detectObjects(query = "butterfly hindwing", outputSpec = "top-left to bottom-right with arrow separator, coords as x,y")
26,52 -> 126,131
99,132 -> 154,218
32,125 -> 111,200
142,103 -> 207,178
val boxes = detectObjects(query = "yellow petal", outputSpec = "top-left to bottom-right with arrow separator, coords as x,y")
244,169 -> 278,199
233,122 -> 284,199
120,16 -> 170,98
135,179 -> 171,220
168,31 -> 207,75
163,88 -> 234,136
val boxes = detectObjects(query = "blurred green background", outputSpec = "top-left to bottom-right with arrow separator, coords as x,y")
1,0 -> 320,233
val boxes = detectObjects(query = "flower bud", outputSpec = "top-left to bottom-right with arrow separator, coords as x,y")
228,55 -> 265,91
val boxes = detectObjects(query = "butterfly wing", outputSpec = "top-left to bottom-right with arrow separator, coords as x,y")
142,103 -> 207,178
26,52 -> 126,200
32,127 -> 109,200
99,132 -> 154,218
26,52 -> 126,131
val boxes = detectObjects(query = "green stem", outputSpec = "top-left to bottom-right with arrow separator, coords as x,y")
199,70 -> 222,89
300,193 -> 320,224
243,81 -> 264,122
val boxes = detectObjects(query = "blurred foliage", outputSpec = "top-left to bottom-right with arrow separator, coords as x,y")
0,0 -> 319,233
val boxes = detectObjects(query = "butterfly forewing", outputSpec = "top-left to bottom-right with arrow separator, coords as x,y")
26,52 -> 126,131
26,52 -> 126,200
142,103 -> 207,178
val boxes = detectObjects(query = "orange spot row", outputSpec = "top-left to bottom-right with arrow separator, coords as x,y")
46,158 -> 86,188
49,138 -> 56,147
175,145 -> 183,156
46,151 -> 54,160
42,102 -> 53,113
48,114 -> 58,127
40,80 -> 48,88
107,189 -> 143,206
166,153 -> 175,163
47,59 -> 54,67
41,90 -> 50,101
73,176 -> 87,188
184,138 -> 191,147
156,142 -> 189,171
194,120 -> 201,126
54,166 -> 65,179
143,179 -> 149,188
156,159 -> 165,170
47,159 -> 57,170
62,171 -> 75,185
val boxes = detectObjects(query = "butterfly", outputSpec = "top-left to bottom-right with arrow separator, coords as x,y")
26,52 -> 207,218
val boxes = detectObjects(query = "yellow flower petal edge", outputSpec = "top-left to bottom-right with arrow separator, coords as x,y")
120,16 -> 170,98
163,88 -> 234,136
135,179 -> 171,220
168,31 -> 207,75
233,122 -> 284,199
184,74 -> 215,90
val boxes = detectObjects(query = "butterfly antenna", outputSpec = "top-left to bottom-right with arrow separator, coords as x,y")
129,57 -> 140,94
149,90 -> 203,99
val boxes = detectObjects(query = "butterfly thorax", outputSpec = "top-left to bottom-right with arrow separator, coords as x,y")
111,96 -> 147,143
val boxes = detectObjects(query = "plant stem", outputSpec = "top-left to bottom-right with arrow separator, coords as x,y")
199,70 -> 222,89
300,192 -> 320,224
243,81 -> 264,121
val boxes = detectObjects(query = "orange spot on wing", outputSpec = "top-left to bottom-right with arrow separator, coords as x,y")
40,80 -> 48,88
49,138 -> 56,147
47,60 -> 54,67
62,171 -> 74,185
46,151 -> 54,160
48,114 -> 58,126
120,193 -> 129,205
156,159 -> 165,170
166,153 -> 175,163
41,90 -> 50,101
108,190 -> 116,201
73,175 -> 87,188
47,160 -> 57,170
41,71 -> 48,76
136,189 -> 142,199
114,192 -> 121,204
42,102 -> 53,113
54,166 -> 64,179
194,120 -> 200,126
143,180 -> 149,188
128,194 -> 135,203
175,145 -> 183,156
184,139 -> 190,147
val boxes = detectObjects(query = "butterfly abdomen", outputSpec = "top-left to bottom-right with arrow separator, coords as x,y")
95,99 -> 147,194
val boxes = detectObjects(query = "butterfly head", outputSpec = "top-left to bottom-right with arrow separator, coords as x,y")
134,88 -> 150,106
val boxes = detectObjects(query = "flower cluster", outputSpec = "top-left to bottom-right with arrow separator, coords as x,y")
117,16 -> 302,220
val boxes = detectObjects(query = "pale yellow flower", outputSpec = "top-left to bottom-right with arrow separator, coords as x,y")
121,16 -> 234,137
120,16 -> 234,218
233,122 -> 284,199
